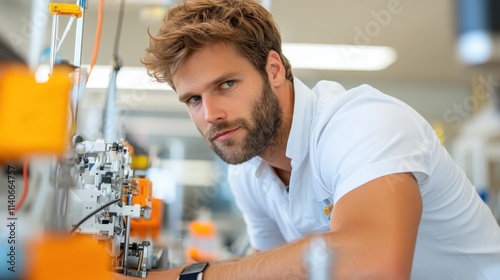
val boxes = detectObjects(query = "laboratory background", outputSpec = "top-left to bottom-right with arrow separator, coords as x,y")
0,0 -> 499,279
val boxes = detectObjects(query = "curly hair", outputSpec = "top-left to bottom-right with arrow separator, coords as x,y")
142,0 -> 293,89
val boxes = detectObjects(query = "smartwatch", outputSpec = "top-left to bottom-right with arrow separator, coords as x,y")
178,262 -> 210,280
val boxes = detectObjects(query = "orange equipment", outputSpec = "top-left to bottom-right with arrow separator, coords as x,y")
0,64 -> 72,160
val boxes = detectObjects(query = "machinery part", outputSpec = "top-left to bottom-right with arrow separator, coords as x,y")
0,65 -> 72,160
67,139 -> 153,277
49,3 -> 82,17
69,198 -> 121,234
122,241 -> 151,278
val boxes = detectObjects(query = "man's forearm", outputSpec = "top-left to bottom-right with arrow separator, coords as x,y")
203,235 -> 314,280
115,237 -> 313,280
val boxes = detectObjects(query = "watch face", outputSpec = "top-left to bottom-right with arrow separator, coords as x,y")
180,262 -> 210,275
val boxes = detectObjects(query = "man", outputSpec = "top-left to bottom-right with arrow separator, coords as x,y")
133,0 -> 500,279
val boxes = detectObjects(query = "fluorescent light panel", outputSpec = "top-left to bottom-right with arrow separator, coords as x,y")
282,43 -> 397,71
86,65 -> 172,90
35,64 -> 172,90
36,43 -> 396,89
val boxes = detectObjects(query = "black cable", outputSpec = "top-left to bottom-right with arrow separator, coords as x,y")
112,0 -> 125,69
70,198 -> 121,234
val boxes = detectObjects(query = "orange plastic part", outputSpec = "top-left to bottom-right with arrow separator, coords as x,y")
125,177 -> 163,238
124,177 -> 153,209
185,247 -> 217,263
130,198 -> 164,239
49,3 -> 82,17
188,221 -> 217,238
26,234 -> 112,280
185,220 -> 218,262
0,64 -> 72,160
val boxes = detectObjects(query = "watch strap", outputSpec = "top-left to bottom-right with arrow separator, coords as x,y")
179,262 -> 210,280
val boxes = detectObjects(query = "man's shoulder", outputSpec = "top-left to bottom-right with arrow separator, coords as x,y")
309,79 -> 382,96
311,82 -> 411,124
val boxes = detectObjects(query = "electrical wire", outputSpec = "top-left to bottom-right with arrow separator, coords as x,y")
87,0 -> 104,78
15,160 -> 29,212
70,198 -> 121,234
56,16 -> 75,52
113,0 -> 126,67
103,0 -> 125,141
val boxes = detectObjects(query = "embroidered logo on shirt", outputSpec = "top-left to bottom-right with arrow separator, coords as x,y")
318,197 -> 334,222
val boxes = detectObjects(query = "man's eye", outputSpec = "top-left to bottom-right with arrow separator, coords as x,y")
220,80 -> 235,90
187,96 -> 201,104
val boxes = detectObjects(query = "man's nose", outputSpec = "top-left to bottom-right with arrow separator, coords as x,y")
203,96 -> 226,124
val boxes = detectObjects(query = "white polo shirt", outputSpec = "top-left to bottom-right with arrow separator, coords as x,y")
228,78 -> 500,279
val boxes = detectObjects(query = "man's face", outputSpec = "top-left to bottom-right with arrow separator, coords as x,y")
173,43 -> 283,164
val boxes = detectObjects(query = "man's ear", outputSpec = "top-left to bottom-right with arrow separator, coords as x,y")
266,50 -> 286,87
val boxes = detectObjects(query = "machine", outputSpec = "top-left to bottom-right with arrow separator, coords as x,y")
0,1 -> 165,279
66,138 -> 153,277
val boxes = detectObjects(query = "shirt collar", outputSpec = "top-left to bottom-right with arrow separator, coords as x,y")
247,78 -> 314,179
286,78 -> 317,168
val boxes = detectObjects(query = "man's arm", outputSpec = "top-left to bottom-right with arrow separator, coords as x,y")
118,172 -> 422,280
328,172 -> 422,279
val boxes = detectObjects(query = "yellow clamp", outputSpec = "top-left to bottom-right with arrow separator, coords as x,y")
49,3 -> 82,17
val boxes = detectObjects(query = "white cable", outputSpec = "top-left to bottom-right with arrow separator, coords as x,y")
56,16 -> 75,52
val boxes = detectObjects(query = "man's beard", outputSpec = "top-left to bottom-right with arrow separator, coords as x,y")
202,78 -> 283,165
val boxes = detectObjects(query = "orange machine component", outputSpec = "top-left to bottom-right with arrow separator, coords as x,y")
123,177 -> 153,209
130,198 -> 164,239
0,64 -> 72,160
26,234 -> 111,280
185,220 -> 218,263
49,3 -> 82,17
124,177 -> 163,238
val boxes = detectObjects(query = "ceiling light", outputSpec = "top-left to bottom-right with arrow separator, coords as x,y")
457,31 -> 493,65
35,64 -> 172,90
86,65 -> 172,90
36,43 -> 396,90
282,43 -> 397,71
